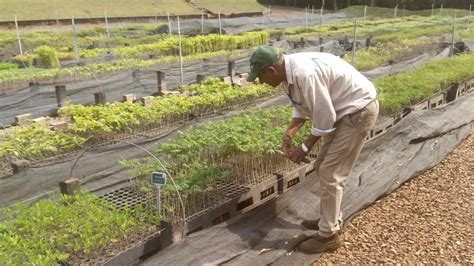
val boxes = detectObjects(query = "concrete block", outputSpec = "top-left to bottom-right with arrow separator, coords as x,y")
32,117 -> 48,126
161,90 -> 181,95
123,94 -> 136,103
220,76 -> 232,85
50,120 -> 69,132
15,113 -> 33,126
59,178 -> 81,195
139,96 -> 155,107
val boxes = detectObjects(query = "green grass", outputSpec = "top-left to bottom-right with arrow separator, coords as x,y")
193,0 -> 264,15
0,0 -> 198,21
0,0 -> 265,21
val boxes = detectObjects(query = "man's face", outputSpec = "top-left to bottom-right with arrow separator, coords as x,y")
258,67 -> 281,87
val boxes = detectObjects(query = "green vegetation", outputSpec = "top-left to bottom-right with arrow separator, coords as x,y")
1,31 -> 268,84
344,34 -> 431,70
375,52 -> 474,114
1,50 -> 243,84
35,45 -> 60,68
0,78 -> 276,161
0,191 -> 159,264
80,31 -> 269,58
339,6 -> 472,18
62,78 -> 276,134
0,123 -> 85,160
120,106 -> 309,201
0,0 -> 198,21
193,0 -> 264,14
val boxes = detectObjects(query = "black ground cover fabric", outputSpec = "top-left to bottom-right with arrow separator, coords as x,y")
142,92 -> 473,265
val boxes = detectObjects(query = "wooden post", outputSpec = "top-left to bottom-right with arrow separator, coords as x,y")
14,16 -> 23,56
55,85 -> 68,107
60,178 -> 80,195
366,36 -> 372,47
228,60 -> 236,78
197,74 -> 206,83
11,160 -> 30,174
94,92 -> 106,105
156,71 -> 166,95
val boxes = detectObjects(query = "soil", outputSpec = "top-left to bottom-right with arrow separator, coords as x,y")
315,133 -> 474,264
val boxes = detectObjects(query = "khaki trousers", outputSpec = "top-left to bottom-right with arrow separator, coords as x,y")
315,100 -> 379,237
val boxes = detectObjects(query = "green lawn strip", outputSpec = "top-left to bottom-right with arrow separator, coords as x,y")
375,52 -> 474,114
192,0 -> 264,15
0,0 -> 197,21
0,191 -> 160,265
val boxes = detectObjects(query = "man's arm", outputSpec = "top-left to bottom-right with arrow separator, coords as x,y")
289,134 -> 320,164
282,117 -> 307,156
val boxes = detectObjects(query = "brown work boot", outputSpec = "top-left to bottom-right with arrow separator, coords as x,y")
301,219 -> 320,230
297,233 -> 341,254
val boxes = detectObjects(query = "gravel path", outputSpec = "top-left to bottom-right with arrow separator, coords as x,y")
315,133 -> 474,264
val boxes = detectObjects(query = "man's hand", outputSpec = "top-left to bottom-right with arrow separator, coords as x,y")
289,145 -> 310,164
282,134 -> 294,156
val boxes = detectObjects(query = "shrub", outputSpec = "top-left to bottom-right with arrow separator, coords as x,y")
11,53 -> 36,68
35,45 -> 60,68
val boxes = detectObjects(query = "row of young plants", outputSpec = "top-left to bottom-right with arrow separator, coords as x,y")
80,31 -> 269,59
9,31 -> 268,68
0,49 -> 242,85
120,106 -> 309,215
375,52 -> 474,113
346,17 -> 474,70
0,23 -> 171,58
0,191 -> 160,265
0,78 -> 276,161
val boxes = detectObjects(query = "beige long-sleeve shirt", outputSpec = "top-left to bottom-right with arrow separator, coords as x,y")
283,52 -> 376,136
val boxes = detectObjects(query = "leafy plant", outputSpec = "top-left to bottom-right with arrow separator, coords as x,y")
35,46 -> 60,68
0,123 -> 85,160
0,191 -> 160,265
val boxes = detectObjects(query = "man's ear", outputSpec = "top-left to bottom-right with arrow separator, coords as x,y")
267,66 -> 277,74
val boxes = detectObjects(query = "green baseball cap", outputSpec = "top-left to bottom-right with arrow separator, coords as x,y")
247,45 -> 278,82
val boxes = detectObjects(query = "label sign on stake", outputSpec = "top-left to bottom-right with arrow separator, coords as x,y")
151,172 -> 167,216
151,172 -> 167,187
